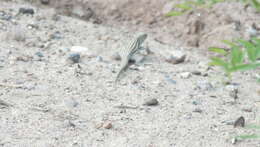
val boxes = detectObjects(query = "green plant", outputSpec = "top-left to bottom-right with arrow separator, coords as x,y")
208,38 -> 260,77
165,0 -> 260,17
235,124 -> 260,140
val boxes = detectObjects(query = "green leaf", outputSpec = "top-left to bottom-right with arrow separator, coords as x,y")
208,47 -> 228,55
222,40 -> 238,48
230,46 -> 243,66
175,3 -> 192,11
235,134 -> 260,140
238,39 -> 257,62
165,11 -> 184,17
252,38 -> 260,58
246,124 -> 260,129
251,0 -> 260,12
209,57 -> 229,72
231,63 -> 260,72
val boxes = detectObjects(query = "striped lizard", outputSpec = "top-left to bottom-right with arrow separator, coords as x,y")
115,33 -> 148,82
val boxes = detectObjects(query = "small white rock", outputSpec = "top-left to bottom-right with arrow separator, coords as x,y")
70,46 -> 92,56
165,51 -> 186,64
179,72 -> 191,79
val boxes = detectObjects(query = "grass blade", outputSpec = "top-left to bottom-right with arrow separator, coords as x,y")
208,47 -> 228,55
175,3 -> 192,11
230,46 -> 243,66
222,40 -> 238,48
238,39 -> 257,62
246,124 -> 260,129
209,57 -> 229,72
165,11 -> 184,17
236,134 -> 260,140
232,63 -> 260,71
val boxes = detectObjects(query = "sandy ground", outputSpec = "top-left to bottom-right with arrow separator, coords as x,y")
1,0 -> 260,147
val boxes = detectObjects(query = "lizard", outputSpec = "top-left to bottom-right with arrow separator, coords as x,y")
115,33 -> 148,83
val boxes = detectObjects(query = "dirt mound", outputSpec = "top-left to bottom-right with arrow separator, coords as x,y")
34,0 -> 259,49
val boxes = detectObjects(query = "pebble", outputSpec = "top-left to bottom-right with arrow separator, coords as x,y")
196,81 -> 213,91
0,11 -> 12,21
95,123 -> 103,129
229,88 -> 238,100
242,107 -> 252,112
192,101 -> 200,105
68,53 -> 80,63
191,70 -> 201,75
16,55 -> 32,62
49,31 -> 62,40
198,62 -> 210,71
179,72 -> 191,79
143,98 -> 159,106
70,46 -> 91,57
111,52 -> 121,61
35,52 -> 44,58
96,56 -> 103,62
226,85 -> 239,100
40,0 -> 49,5
234,116 -> 245,128
19,8 -> 35,15
231,138 -> 237,145
165,54 -> 186,64
193,108 -> 202,113
103,121 -> 112,129
246,24 -> 258,38
165,75 -> 177,84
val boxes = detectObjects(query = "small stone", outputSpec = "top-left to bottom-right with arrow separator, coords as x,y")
229,88 -> 238,100
0,11 -> 12,21
191,70 -> 201,75
242,108 -> 252,112
234,116 -> 245,128
49,31 -> 62,40
95,123 -> 103,129
16,55 -> 32,62
103,121 -> 112,129
0,99 -> 12,109
143,98 -> 159,106
164,75 -> 177,84
193,108 -> 202,113
196,81 -> 213,91
70,46 -> 91,57
40,0 -> 49,5
35,52 -> 44,58
179,72 -> 191,79
246,24 -> 258,38
165,54 -> 186,64
68,53 -> 80,63
198,62 -> 210,71
192,101 -> 199,105
19,8 -> 34,15
111,52 -> 121,61
231,138 -> 237,145
96,56 -> 103,62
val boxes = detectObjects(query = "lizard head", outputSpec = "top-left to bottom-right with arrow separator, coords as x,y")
138,33 -> 148,43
